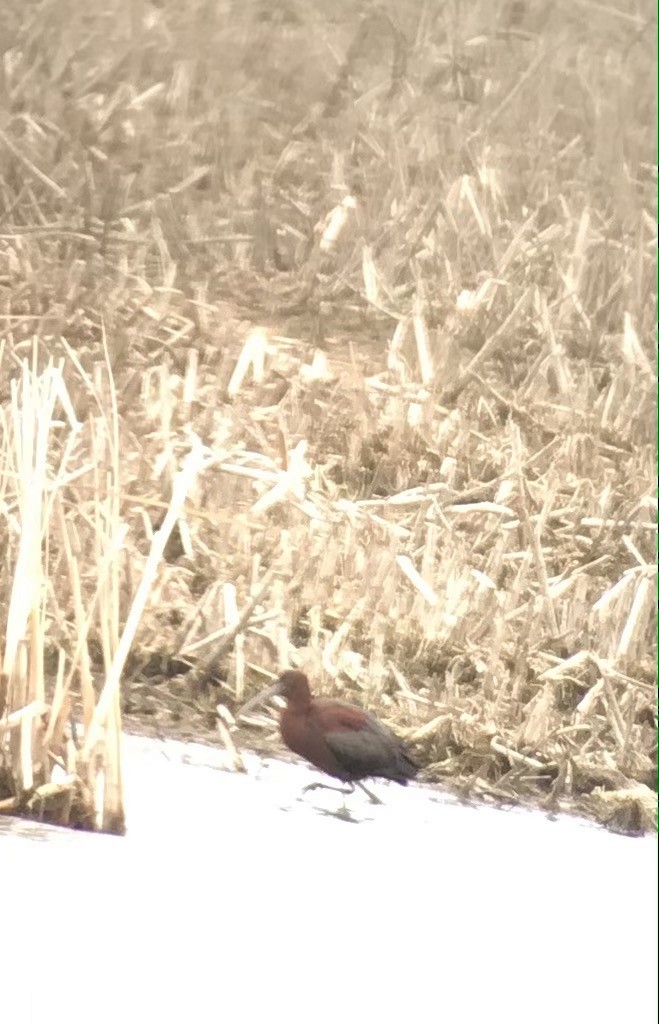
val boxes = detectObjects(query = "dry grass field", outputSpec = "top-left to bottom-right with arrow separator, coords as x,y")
0,0 -> 655,834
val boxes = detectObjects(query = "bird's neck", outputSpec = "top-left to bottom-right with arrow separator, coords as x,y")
283,696 -> 311,716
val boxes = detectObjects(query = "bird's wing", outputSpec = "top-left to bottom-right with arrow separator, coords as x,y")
323,725 -> 398,777
313,703 -> 400,777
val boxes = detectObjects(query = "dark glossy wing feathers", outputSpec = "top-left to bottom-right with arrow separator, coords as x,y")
314,700 -> 418,784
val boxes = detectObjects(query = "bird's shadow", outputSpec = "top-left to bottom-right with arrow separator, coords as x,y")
301,795 -> 375,824
276,801 -> 364,823
273,781 -> 382,822
318,806 -> 361,824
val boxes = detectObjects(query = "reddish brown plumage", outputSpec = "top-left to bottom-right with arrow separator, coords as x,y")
274,670 -> 418,786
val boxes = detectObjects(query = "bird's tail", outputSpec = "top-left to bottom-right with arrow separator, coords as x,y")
394,751 -> 420,783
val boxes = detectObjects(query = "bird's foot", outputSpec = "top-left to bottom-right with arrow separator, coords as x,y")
356,781 -> 383,805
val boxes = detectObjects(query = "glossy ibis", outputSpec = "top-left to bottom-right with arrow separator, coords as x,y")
239,670 -> 419,806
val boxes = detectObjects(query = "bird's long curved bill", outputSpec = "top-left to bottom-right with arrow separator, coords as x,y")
236,680 -> 281,721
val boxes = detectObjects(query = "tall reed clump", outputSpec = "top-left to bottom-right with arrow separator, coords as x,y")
0,342 -> 204,832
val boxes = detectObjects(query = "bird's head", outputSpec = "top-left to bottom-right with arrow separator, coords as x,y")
237,669 -> 312,720
274,670 -> 311,702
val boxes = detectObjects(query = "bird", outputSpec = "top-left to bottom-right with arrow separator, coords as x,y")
239,669 -> 419,807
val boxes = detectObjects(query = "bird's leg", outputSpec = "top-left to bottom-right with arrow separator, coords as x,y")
303,779 -> 382,804
302,781 -> 353,797
356,781 -> 383,805
301,780 -> 356,818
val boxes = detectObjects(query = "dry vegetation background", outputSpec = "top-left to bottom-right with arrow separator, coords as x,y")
0,0 -> 655,834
